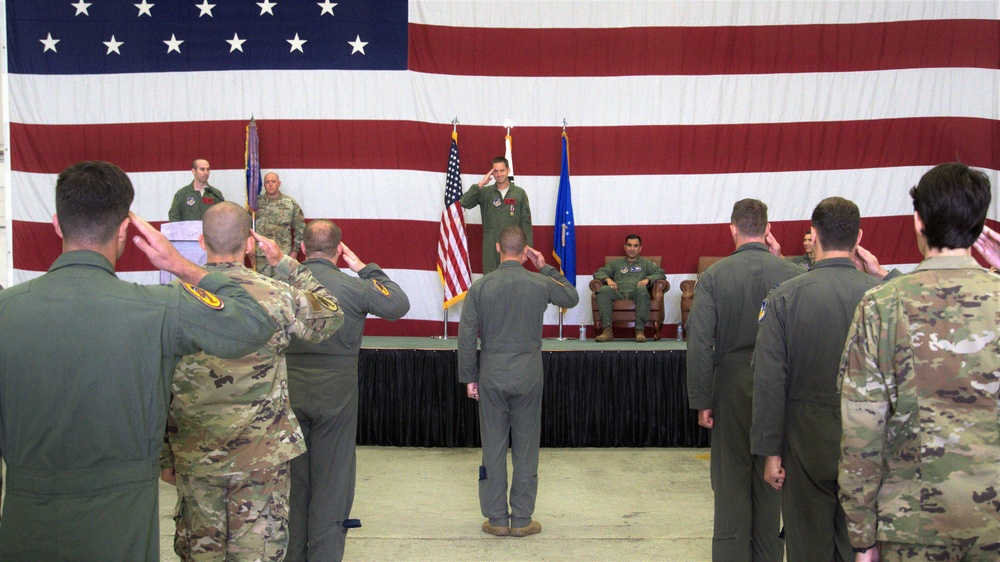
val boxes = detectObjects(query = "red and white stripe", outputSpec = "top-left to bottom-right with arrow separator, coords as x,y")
6,1 -> 998,336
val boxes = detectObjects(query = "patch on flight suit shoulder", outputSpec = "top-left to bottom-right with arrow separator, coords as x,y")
181,282 -> 224,310
305,292 -> 339,314
758,299 -> 768,323
550,277 -> 567,287
373,279 -> 391,297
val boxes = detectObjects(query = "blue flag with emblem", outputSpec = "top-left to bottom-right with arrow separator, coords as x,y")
553,132 -> 576,286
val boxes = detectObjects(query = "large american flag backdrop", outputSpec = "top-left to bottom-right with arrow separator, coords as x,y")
4,1 -> 998,337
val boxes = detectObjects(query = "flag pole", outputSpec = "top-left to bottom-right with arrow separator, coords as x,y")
433,117 -> 462,339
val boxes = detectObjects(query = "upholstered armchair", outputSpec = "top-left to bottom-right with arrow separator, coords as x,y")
679,256 -> 725,327
588,256 -> 670,340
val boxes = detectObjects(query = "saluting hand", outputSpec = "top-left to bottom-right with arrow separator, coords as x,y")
477,169 -> 495,188
251,230 -> 284,267
853,245 -> 889,279
524,246 -> 546,269
129,212 -> 206,285
764,232 -> 783,257
339,242 -> 367,273
974,225 -> 1000,270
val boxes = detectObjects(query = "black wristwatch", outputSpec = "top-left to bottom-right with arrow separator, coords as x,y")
852,543 -> 876,553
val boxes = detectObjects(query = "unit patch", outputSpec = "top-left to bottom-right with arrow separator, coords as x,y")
181,282 -> 224,310
373,279 -> 391,297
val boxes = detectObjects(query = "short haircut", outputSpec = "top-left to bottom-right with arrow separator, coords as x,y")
499,225 -> 527,255
191,159 -> 205,169
202,202 -> 251,255
303,219 -> 342,256
910,163 -> 991,249
731,199 -> 768,238
810,197 -> 860,252
55,161 -> 134,246
625,234 -> 642,245
491,156 -> 510,169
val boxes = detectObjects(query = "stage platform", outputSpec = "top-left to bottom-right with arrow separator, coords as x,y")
356,336 -> 709,448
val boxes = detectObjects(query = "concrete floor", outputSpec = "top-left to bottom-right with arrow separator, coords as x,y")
159,447 -> 714,561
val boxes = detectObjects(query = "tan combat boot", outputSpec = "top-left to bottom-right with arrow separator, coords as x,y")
595,327 -> 614,342
635,330 -> 647,343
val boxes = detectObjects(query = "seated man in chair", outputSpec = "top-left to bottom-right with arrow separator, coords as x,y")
593,234 -> 666,342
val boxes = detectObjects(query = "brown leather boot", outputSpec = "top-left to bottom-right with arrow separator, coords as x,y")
635,330 -> 647,343
595,327 -> 614,342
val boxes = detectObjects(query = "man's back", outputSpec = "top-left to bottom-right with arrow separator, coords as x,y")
0,250 -> 274,561
168,258 -> 343,477
287,260 -> 409,360
471,261 -> 577,351
688,242 -> 804,371
755,259 -> 880,407
840,257 -> 1000,545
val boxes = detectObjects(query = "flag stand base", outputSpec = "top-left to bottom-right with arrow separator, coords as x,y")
432,307 -> 451,339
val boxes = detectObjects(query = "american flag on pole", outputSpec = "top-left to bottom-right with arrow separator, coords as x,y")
437,131 -> 472,308
4,1 -> 997,336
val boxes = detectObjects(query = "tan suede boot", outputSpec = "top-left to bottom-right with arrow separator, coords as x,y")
635,330 -> 647,343
595,327 -> 614,342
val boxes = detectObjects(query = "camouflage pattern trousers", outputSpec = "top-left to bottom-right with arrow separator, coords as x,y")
173,462 -> 290,562
878,537 -> 1000,562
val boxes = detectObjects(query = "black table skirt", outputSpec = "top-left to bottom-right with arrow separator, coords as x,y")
357,348 -> 711,448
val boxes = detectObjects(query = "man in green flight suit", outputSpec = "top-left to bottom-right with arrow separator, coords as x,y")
169,158 -> 225,222
286,220 -> 410,562
459,226 -> 579,538
0,161 -> 275,562
839,163 -> 1000,561
460,156 -> 533,274
751,197 -> 883,561
592,233 -> 666,342
686,198 -> 804,562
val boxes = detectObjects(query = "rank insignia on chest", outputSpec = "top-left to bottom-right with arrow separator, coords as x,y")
373,279 -> 391,297
758,300 -> 768,323
181,282 -> 224,310
186,197 -> 196,207
492,197 -> 502,207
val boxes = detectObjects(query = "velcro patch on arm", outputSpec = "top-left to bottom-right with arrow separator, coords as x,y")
305,292 -> 339,314
181,282 -> 224,310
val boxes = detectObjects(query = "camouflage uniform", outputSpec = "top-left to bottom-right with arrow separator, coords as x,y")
592,256 -> 666,329
686,241 -> 803,562
162,255 -> 344,562
254,193 -> 306,272
751,257 -> 881,561
838,256 -> 1000,559
459,182 -> 533,274
169,182 -> 225,222
458,260 -> 579,530
286,260 -> 410,562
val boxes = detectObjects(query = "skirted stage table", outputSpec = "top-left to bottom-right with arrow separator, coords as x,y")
356,337 -> 710,448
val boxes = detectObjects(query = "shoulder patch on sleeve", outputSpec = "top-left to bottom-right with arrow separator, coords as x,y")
373,279 -> 391,297
758,299 -> 768,323
550,277 -> 566,287
181,282 -> 224,310
305,292 -> 340,314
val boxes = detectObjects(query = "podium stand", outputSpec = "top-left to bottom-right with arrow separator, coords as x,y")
160,221 -> 206,284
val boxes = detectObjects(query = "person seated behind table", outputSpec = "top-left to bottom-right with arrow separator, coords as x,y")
592,234 -> 666,343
